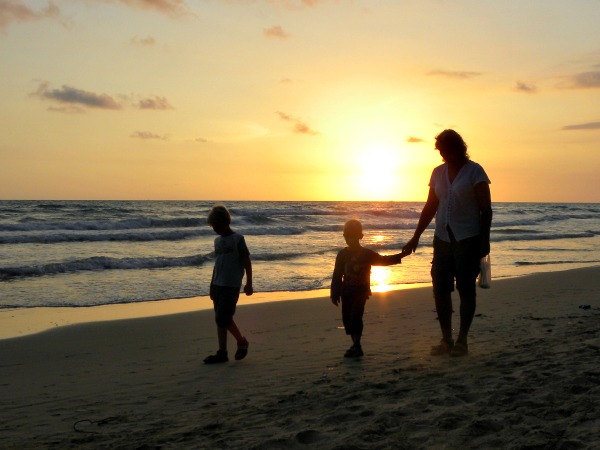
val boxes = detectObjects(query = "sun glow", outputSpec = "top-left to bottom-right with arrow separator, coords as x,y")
357,142 -> 402,200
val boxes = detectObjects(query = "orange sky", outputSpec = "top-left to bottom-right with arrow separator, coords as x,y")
1,1 -> 599,202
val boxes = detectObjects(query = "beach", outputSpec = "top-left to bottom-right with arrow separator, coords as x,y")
1,266 -> 598,449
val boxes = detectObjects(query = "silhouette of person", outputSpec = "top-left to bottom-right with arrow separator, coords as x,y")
403,129 -> 492,357
331,219 -> 409,358
204,205 -> 253,364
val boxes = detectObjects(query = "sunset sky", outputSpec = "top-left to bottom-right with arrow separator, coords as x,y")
1,0 -> 599,202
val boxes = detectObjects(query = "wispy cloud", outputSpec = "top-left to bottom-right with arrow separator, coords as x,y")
0,0 -> 62,31
131,131 -> 168,140
562,121 -> 600,130
101,0 -> 191,17
130,35 -> 156,46
406,136 -> 424,143
31,82 -> 175,112
256,0 -> 329,10
264,25 -> 290,39
566,71 -> 600,89
514,81 -> 538,93
276,111 -> 319,135
427,69 -> 482,79
31,83 -> 122,110
137,96 -> 173,110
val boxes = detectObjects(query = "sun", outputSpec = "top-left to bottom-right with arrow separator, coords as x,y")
357,142 -> 401,200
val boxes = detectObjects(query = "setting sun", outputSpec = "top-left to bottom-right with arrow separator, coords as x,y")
358,142 -> 401,200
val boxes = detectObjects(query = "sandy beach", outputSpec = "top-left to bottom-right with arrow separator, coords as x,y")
1,267 -> 598,449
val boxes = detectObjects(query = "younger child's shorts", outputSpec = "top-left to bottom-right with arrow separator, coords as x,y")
210,285 -> 240,327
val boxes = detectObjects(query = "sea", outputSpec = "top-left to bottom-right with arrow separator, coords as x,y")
1,201 -> 599,309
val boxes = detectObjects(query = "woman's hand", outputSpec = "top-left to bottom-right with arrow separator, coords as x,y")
480,237 -> 490,258
403,236 -> 420,255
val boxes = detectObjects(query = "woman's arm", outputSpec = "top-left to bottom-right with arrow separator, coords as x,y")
474,181 -> 492,257
403,186 -> 439,254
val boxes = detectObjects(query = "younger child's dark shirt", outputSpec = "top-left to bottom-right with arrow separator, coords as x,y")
331,247 -> 383,300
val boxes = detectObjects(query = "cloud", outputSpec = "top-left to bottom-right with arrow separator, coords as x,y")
264,25 -> 290,39
131,131 -> 168,140
514,81 -> 538,93
265,0 -> 328,9
137,96 -> 173,110
562,121 -> 600,131
101,0 -> 191,17
131,35 -> 156,46
276,111 -> 319,135
31,83 -> 122,110
406,136 -> 424,143
195,137 -> 208,143
427,69 -> 482,79
0,0 -> 61,30
31,82 -> 174,112
567,71 -> 600,89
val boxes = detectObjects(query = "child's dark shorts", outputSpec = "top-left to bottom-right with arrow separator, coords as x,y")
431,235 -> 481,298
210,285 -> 240,327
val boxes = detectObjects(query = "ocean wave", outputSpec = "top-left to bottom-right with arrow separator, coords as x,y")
515,259 -> 600,266
0,217 -> 205,232
0,254 -> 211,280
0,221 -> 424,244
492,231 -> 597,242
0,229 -> 211,244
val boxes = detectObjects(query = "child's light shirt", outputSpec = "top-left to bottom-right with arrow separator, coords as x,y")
212,232 -> 250,288
429,160 -> 490,242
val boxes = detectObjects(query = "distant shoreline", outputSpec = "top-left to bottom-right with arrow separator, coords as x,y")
2,265 -> 599,340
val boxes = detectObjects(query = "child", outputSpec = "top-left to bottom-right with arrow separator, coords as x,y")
331,219 -> 409,358
204,205 -> 253,364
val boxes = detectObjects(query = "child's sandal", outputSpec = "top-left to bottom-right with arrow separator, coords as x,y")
204,350 -> 229,364
234,338 -> 249,360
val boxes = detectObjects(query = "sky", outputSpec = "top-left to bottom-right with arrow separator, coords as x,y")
1,0 -> 599,202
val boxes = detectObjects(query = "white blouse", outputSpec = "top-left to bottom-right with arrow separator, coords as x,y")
429,161 -> 491,242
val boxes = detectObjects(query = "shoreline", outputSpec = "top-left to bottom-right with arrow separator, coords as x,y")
0,283 -> 430,340
2,263 -> 599,340
2,262 -> 599,340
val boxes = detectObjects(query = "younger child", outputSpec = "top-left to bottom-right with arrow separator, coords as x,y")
204,205 -> 253,364
331,219 -> 409,358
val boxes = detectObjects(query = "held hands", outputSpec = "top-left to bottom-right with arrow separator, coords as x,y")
400,247 -> 413,258
244,283 -> 254,296
402,236 -> 420,255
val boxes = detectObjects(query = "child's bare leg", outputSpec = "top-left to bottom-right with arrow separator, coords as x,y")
351,334 -> 361,346
217,326 -> 228,351
227,320 -> 244,343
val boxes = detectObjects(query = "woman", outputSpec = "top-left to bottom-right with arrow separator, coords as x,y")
403,129 -> 492,357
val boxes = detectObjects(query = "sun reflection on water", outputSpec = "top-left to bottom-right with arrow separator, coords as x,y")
371,266 -> 392,293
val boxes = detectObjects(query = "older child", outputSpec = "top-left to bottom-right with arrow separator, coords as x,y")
331,219 -> 409,358
204,205 -> 253,364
